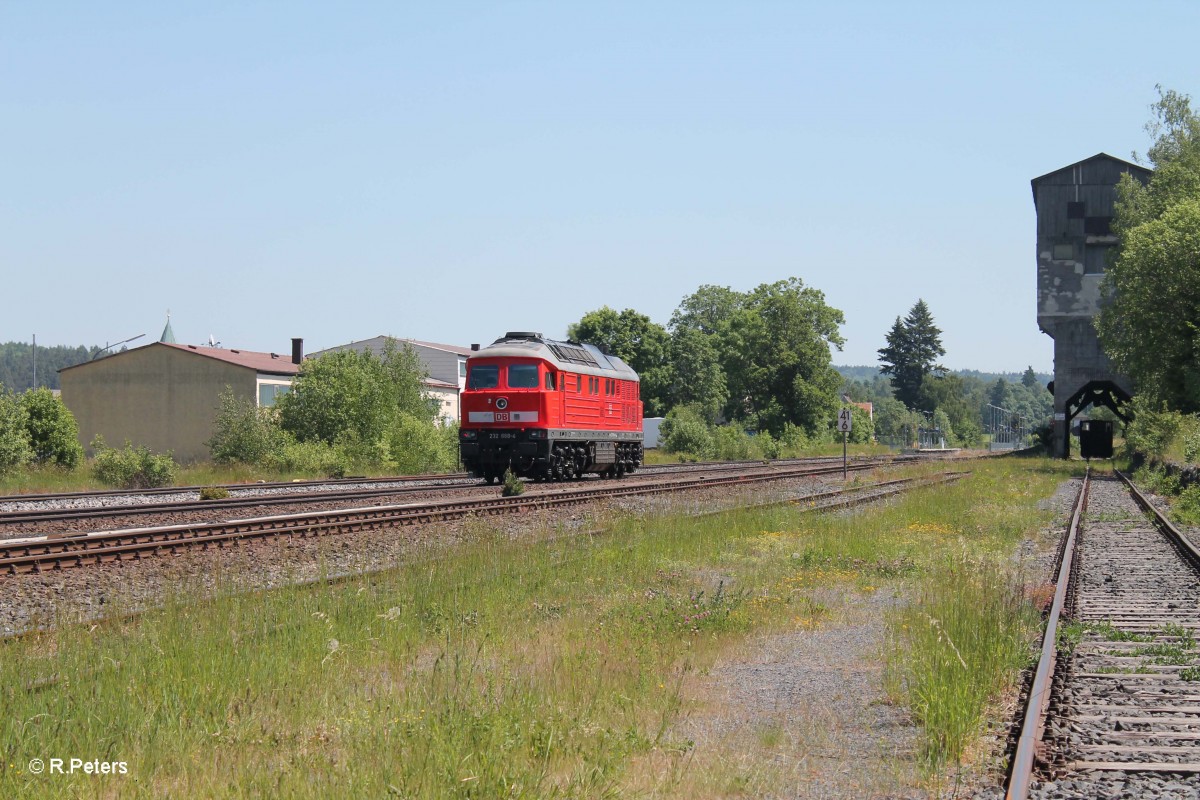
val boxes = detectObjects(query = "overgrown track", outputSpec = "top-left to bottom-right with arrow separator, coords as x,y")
0,455 -> 905,532
1008,470 -> 1200,799
0,460 -> 918,575
0,455 -> 872,507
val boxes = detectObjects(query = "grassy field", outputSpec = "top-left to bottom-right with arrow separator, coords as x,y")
1,456 -> 1075,797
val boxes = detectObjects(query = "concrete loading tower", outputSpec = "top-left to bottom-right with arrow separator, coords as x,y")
1032,153 -> 1151,457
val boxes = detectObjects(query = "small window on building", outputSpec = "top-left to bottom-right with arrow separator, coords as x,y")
1084,216 -> 1112,236
458,359 -> 467,378
1084,245 -> 1111,275
1052,243 -> 1075,261
258,383 -> 291,407
1067,201 -> 1085,219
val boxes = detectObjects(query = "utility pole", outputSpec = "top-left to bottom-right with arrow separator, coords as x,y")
32,334 -> 37,389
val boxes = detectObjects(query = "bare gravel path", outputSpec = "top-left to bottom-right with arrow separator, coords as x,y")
669,586 -> 928,799
659,473 -> 1080,800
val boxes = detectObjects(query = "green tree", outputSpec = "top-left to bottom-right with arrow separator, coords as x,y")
878,299 -> 946,409
277,340 -> 434,446
0,386 -> 33,474
668,284 -> 743,336
1021,366 -> 1040,390
20,387 -> 83,467
1098,87 -> 1200,411
667,328 -> 727,422
0,342 -> 93,392
920,373 -> 983,447
674,278 -> 845,436
567,307 -> 672,415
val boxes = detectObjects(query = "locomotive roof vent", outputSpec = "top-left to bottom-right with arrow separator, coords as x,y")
503,331 -> 543,341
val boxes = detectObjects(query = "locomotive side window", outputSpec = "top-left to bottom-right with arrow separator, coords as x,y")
545,371 -> 556,390
468,364 -> 499,389
575,374 -> 581,392
508,363 -> 539,388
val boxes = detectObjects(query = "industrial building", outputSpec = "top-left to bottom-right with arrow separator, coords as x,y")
1032,152 -> 1152,457
59,339 -> 304,463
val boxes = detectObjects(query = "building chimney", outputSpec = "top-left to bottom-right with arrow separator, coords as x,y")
471,343 -> 480,351
291,338 -> 304,365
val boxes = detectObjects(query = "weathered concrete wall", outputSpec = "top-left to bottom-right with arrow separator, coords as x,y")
1033,155 -> 1149,456
60,346 -> 257,463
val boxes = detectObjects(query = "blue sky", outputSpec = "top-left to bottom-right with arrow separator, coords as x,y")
3,2 -> 1197,372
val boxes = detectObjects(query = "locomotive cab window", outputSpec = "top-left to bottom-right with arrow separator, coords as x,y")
508,363 -> 539,388
467,364 -> 499,389
545,371 -> 556,390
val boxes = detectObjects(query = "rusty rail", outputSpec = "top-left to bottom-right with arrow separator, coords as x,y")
2,461 -> 901,575
1006,466 -> 1090,800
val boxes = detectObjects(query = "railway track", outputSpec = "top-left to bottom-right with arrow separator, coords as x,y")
1007,469 -> 1200,799
0,469 -> 966,641
0,459 -> 910,575
0,455 -> 904,533
0,455 -> 869,509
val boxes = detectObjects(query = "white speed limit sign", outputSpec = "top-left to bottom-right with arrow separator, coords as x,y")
837,408 -> 853,433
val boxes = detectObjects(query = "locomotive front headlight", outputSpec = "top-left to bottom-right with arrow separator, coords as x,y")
527,429 -> 545,439
460,430 -> 477,440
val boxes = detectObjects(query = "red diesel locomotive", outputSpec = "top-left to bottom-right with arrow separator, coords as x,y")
459,332 -> 644,482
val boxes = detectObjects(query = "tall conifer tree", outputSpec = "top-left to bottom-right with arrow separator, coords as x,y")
877,299 -> 946,409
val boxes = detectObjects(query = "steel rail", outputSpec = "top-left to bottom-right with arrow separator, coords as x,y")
1006,466 -> 1091,800
2,470 -> 966,645
1,461 -> 895,574
0,457 -> 900,527
1116,469 -> 1200,570
0,472 -> 468,505
0,454 -> 882,506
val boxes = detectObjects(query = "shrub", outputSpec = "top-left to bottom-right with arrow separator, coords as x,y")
199,486 -> 230,500
208,388 -> 289,465
660,405 -> 714,459
386,414 -> 460,474
20,387 -> 83,468
1174,485 -> 1200,525
0,387 -> 32,474
265,439 -> 348,478
779,422 -> 808,451
756,430 -> 781,459
91,437 -> 177,489
712,425 -> 756,461
1185,428 -> 1200,465
1118,398 -> 1195,460
501,468 -> 524,496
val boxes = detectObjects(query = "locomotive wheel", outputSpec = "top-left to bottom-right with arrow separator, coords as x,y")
554,443 -> 568,482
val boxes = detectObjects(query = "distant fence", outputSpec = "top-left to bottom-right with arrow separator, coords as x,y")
985,404 -> 1031,451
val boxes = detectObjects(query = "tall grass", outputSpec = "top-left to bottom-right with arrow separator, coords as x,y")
1,458 -> 1071,796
